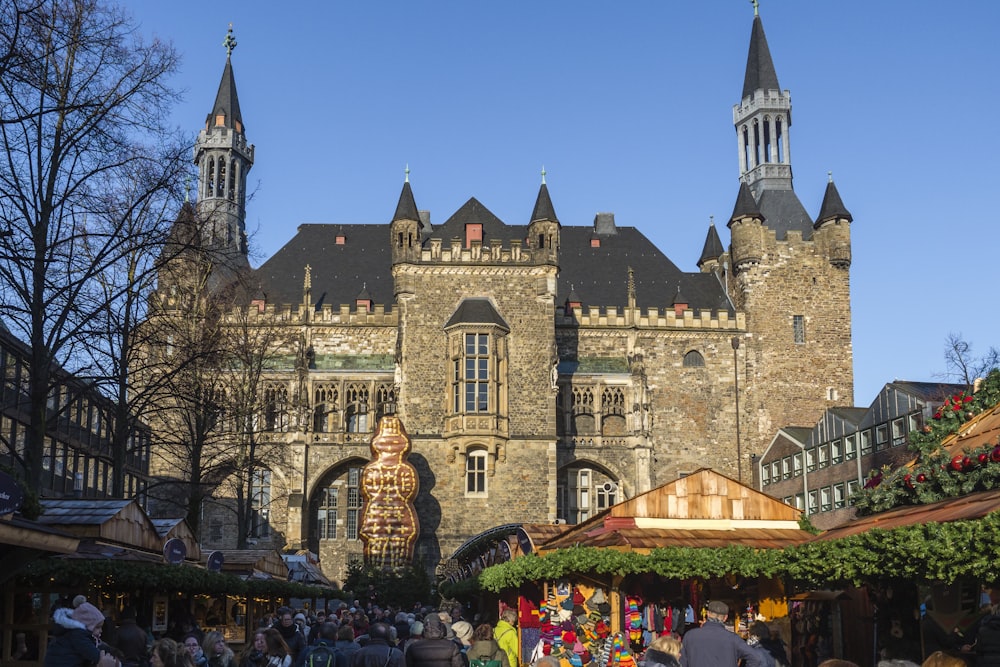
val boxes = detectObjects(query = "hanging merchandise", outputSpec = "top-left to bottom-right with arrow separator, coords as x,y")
625,596 -> 643,643
608,633 -> 636,667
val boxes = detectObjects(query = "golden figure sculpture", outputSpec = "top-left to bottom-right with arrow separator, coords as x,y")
360,416 -> 420,567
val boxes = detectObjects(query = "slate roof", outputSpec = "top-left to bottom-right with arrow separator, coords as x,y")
444,298 -> 510,330
756,188 -> 814,240
742,14 -> 781,99
816,178 -> 853,226
209,56 -> 243,131
254,224 -> 394,309
252,196 -> 733,314
697,222 -> 724,268
780,426 -> 814,444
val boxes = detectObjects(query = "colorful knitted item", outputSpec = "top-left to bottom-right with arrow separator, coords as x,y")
625,598 -> 642,643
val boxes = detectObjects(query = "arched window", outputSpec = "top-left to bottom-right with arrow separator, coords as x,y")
375,384 -> 396,420
262,382 -> 289,432
466,449 -> 488,496
557,465 -> 621,524
571,387 -> 595,435
313,384 -> 338,433
345,383 -> 370,433
683,350 -> 705,367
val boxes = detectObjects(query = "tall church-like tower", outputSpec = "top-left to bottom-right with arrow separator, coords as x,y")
728,7 -> 855,446
194,26 -> 253,272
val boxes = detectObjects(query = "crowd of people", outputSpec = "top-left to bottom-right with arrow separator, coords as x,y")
38,593 -> 996,667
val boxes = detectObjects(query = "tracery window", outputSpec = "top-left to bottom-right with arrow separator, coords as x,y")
249,469 -> 271,538
345,383 -> 370,433
263,382 -> 289,432
313,384 -> 339,433
571,387 -> 595,434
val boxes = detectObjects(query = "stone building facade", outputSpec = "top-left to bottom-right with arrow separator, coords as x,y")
147,12 -> 856,584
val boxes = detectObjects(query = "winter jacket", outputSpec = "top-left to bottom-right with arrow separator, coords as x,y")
640,648 -> 679,667
492,622 -> 517,667
45,608 -> 102,667
977,614 -> 1000,667
405,639 -> 465,667
465,640 -> 509,667
114,620 -> 148,665
274,623 -> 307,663
679,619 -> 762,667
351,640 -> 404,667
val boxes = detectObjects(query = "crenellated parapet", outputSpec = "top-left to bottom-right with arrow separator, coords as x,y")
230,300 -> 398,326
556,305 -> 744,330
416,237 -> 555,266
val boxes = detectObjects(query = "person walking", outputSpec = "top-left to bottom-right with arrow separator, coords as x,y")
273,610 -> 307,664
465,624 -> 509,667
238,632 -> 267,667
203,632 -> 234,667
351,623 -> 404,667
262,629 -> 293,667
678,601 -> 762,667
641,635 -> 681,667
297,623 -> 339,667
493,610 -> 518,667
115,608 -> 149,667
406,617 -> 464,667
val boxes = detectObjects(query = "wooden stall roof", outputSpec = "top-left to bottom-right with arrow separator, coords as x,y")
38,499 -> 163,552
151,517 -> 202,561
217,549 -> 289,579
814,486 -> 1000,542
0,514 -> 79,554
541,469 -> 813,553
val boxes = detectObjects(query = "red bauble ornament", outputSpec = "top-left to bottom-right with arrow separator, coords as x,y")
991,445 -> 1000,463
904,474 -> 913,489
916,473 -> 927,483
963,455 -> 973,471
951,455 -> 964,471
979,452 -> 989,465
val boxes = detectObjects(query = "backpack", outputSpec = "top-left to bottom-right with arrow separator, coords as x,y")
307,645 -> 337,667
469,660 -> 502,667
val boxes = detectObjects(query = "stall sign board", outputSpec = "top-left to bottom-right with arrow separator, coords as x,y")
0,471 -> 24,515
163,537 -> 187,564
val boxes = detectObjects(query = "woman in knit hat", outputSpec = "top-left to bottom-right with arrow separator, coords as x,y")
451,622 -> 474,652
45,599 -> 119,667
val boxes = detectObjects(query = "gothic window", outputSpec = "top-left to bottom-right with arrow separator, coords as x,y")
601,387 -> 626,436
793,315 -> 805,344
346,467 -> 362,540
466,449 -> 487,497
571,387 -> 595,435
683,350 -> 705,367
345,383 -> 370,433
375,384 -> 396,420
249,469 -> 271,538
262,382 -> 289,432
313,384 -> 339,433
228,159 -> 237,200
318,486 -> 338,539
775,117 -> 785,162
206,158 -> 215,197
763,115 -> 772,163
752,120 -> 762,167
453,333 -> 490,414
217,159 -> 226,199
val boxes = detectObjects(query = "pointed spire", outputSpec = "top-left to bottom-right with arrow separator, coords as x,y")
392,178 -> 420,223
742,11 -> 780,99
530,175 -> 558,225
815,174 -> 853,226
207,25 -> 244,132
697,217 -> 725,268
672,284 -> 689,307
729,182 -> 764,226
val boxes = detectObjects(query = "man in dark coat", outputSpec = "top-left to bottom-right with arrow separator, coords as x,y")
679,601 -> 763,667
114,608 -> 149,667
351,624 -> 403,667
297,623 -> 340,667
274,608 -> 307,664
405,617 -> 464,667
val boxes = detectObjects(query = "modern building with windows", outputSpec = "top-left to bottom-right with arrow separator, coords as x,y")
755,381 -> 964,529
148,10 -> 858,584
0,321 -> 151,501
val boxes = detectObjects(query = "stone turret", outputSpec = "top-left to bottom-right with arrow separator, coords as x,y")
727,182 -> 764,271
390,176 -> 422,266
813,174 -> 853,269
527,173 -> 560,264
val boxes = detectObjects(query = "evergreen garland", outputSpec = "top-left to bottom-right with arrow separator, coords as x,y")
476,513 -> 1000,592
852,369 -> 1000,514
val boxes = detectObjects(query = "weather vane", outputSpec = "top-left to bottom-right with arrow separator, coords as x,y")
223,23 -> 237,57
541,166 -> 546,185
750,0 -> 759,17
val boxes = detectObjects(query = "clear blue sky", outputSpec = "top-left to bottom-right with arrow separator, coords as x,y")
129,0 -> 1000,405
